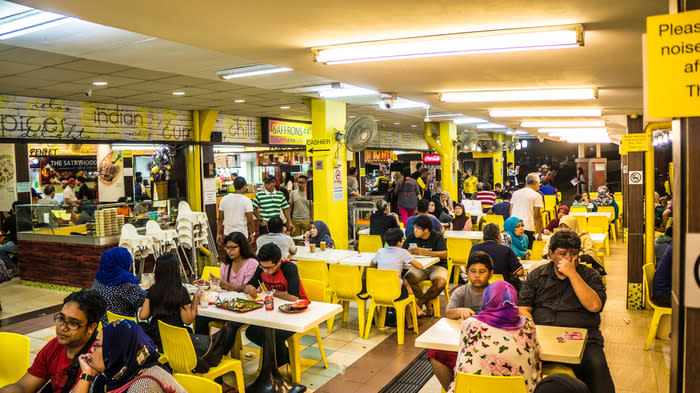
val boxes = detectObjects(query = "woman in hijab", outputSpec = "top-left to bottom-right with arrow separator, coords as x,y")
543,205 -> 569,235
449,281 -> 541,393
92,247 -> 146,324
592,185 -> 619,222
542,215 -> 602,268
428,200 -> 452,228
75,319 -> 186,393
503,216 -> 529,259
305,220 -> 335,248
450,204 -> 473,231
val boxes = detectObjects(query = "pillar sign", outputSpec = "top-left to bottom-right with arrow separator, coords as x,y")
647,10 -> 700,117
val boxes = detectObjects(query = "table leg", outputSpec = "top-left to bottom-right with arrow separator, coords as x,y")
246,327 -> 306,393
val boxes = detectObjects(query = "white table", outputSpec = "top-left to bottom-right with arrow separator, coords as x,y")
541,233 -> 606,243
570,212 -> 612,220
292,246 -> 358,263
414,317 -> 588,364
444,230 -> 483,240
337,252 -> 440,268
521,260 -> 549,274
199,292 -> 342,393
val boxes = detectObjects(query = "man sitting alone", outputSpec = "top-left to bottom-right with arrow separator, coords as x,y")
518,230 -> 614,393
403,215 -> 448,317
256,217 -> 296,259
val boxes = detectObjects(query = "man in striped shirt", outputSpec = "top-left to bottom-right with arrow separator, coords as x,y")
253,175 -> 294,235
475,183 -> 497,212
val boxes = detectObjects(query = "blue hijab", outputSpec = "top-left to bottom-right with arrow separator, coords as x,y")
504,216 -> 528,258
310,220 -> 334,248
95,247 -> 139,286
100,320 -> 167,391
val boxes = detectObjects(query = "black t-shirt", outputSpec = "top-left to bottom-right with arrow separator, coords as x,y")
247,261 -> 305,299
402,231 -> 447,267
77,184 -> 91,200
144,286 -> 191,348
470,240 -> 523,278
369,212 -> 399,240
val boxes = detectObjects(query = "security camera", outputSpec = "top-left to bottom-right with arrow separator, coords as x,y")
379,93 -> 397,109
85,89 -> 93,97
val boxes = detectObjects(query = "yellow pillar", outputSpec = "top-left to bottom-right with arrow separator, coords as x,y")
424,122 -> 457,201
644,122 -> 671,268
187,110 -> 219,212
492,133 -> 504,187
309,98 -> 349,250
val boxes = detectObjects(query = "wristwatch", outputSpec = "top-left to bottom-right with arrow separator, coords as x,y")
80,373 -> 96,382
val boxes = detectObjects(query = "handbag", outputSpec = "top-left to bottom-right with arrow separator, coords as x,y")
191,322 -> 239,374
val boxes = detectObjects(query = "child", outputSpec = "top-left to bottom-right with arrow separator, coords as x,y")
489,191 -> 512,220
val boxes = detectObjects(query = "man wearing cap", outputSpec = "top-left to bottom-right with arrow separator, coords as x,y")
61,178 -> 78,206
253,175 -> 294,236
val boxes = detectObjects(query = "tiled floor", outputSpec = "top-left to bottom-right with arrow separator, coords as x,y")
0,238 -> 671,392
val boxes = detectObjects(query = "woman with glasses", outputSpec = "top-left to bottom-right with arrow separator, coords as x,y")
195,232 -> 258,292
91,247 -> 146,324
503,216 -> 530,259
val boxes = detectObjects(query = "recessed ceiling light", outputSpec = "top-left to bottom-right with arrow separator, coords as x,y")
439,88 -> 597,103
280,105 -> 291,109
172,91 -> 185,96
490,109 -> 602,117
394,122 -> 400,125
92,81 -> 108,86
234,99 -> 245,103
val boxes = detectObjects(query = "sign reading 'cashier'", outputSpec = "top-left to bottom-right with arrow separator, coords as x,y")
261,118 -> 312,145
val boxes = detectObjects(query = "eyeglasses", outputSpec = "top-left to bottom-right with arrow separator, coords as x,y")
224,245 -> 240,251
54,313 -> 85,330
259,263 -> 278,271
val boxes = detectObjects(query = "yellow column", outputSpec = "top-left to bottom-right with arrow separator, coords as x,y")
492,133 -> 504,187
309,98 -> 349,249
187,110 -> 219,212
424,122 -> 458,201
644,122 -> 671,268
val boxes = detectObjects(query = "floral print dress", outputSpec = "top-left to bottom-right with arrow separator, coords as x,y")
448,316 -> 542,393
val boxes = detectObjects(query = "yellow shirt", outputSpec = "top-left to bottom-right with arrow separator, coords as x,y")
463,176 -> 478,194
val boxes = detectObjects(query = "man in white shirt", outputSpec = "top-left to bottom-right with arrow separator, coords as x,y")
217,176 -> 256,244
256,217 -> 296,259
509,172 -> 544,248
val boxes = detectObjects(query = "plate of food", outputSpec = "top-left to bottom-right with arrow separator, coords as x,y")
279,299 -> 311,314
98,150 -> 123,184
216,298 -> 263,313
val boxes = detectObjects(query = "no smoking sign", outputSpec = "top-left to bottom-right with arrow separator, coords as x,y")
629,171 -> 643,185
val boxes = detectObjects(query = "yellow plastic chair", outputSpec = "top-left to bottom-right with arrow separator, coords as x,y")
297,259 -> 336,330
530,240 -> 546,261
106,310 -> 137,323
589,192 -> 598,200
287,278 -> 329,383
0,332 -> 30,387
541,363 -> 576,377
543,195 -> 558,224
643,263 -> 672,350
447,238 -> 472,285
364,268 -> 419,344
453,372 -> 528,393
588,216 -> 611,256
417,280 -> 450,318
488,274 -> 504,283
479,215 -> 504,231
597,206 -> 618,241
358,234 -> 383,253
173,373 -> 222,393
569,206 -> 587,213
328,264 -> 367,336
157,321 -> 245,393
574,215 -> 589,232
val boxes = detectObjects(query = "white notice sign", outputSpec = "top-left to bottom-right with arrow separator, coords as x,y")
333,167 -> 343,201
203,178 -> 217,205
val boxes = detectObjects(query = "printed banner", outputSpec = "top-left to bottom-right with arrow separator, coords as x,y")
368,129 -> 429,150
0,143 -> 16,211
0,95 -> 193,141
96,145 -> 125,202
36,156 -> 97,187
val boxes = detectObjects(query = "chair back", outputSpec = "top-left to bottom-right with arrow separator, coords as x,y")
120,223 -> 139,237
597,206 -> 615,220
301,278 -> 326,302
297,259 -> 330,284
366,268 -> 402,306
200,265 -> 220,281
328,264 -> 364,300
643,263 -> 657,308
587,216 -> 609,233
480,215 -> 504,230
358,234 -> 383,253
543,195 -> 557,211
589,192 -> 598,200
488,274 -> 504,283
173,373 -> 222,393
0,332 -> 30,386
454,372 -> 528,393
447,238 -> 472,264
575,215 -> 589,232
569,206 -> 587,213
530,240 -> 546,260
146,220 -> 164,235
106,310 -> 136,323
158,320 -> 199,373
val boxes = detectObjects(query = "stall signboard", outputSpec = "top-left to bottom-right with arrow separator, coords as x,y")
0,144 -> 16,211
28,144 -> 98,157
36,156 -> 98,187
213,114 -> 261,143
365,150 -> 394,163
261,118 -> 312,145
0,95 -> 193,141
423,154 -> 441,164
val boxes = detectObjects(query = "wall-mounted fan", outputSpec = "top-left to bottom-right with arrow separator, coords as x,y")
343,115 -> 376,152
479,139 -> 502,153
504,139 -> 517,153
456,132 -> 480,152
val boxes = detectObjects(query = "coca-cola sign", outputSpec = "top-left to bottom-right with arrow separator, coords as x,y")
423,154 -> 441,164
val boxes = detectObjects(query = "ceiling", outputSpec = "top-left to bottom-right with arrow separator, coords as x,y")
3,0 -> 670,142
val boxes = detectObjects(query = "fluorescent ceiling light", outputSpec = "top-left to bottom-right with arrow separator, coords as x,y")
280,106 -> 291,109
217,64 -> 293,80
318,85 -> 377,98
92,81 -> 108,86
111,144 -> 156,151
539,127 -> 608,134
515,130 -> 529,135
214,145 -> 245,153
453,117 -> 488,124
429,113 -> 463,117
234,99 -> 245,103
440,88 -> 596,103
490,108 -> 602,117
172,91 -> 185,96
0,8 -> 73,40
380,97 -> 428,110
476,122 -> 507,129
411,124 -> 417,127
312,24 -> 583,64
393,122 -> 400,125
348,115 -> 356,119
562,138 -> 611,143
521,120 -> 605,127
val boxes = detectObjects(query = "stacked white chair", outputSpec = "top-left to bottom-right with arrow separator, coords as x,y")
119,223 -> 155,276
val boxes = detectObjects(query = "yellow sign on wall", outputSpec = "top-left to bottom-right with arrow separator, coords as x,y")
621,134 -> 650,153
647,10 -> 700,118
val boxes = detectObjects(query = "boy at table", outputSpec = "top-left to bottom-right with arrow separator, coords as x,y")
402,215 -> 449,317
518,230 -> 614,393
428,251 -> 492,391
244,243 -> 307,367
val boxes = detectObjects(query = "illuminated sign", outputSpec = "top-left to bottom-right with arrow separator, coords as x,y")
261,118 -> 312,145
423,154 -> 441,164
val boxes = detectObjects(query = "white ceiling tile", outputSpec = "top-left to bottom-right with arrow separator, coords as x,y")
111,68 -> 175,80
0,48 -> 75,66
0,75 -> 59,89
0,60 -> 44,74
16,68 -> 101,83
56,59 -> 132,74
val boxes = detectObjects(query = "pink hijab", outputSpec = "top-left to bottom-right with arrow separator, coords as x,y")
474,281 -> 526,330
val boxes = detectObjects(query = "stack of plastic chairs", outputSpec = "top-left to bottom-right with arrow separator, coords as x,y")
119,223 -> 155,274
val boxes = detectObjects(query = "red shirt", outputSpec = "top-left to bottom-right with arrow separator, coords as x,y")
249,260 -> 308,300
28,338 -> 78,392
476,191 -> 497,208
